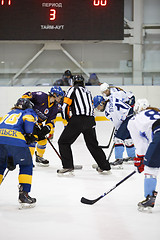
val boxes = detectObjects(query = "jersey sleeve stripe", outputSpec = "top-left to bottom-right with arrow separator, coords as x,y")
63,97 -> 72,106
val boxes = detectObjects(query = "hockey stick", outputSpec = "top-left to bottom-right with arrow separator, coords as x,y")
99,127 -> 115,149
47,138 -> 83,170
0,169 -> 9,185
81,170 -> 136,205
107,143 -> 115,162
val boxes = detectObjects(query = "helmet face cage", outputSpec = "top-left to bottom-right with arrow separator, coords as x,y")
49,86 -> 64,98
73,75 -> 85,87
15,98 -> 34,110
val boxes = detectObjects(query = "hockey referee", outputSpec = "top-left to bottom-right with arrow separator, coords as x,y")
57,75 -> 111,175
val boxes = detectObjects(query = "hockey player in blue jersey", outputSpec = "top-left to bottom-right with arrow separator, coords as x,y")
128,99 -> 160,211
93,95 -> 135,168
0,98 -> 38,208
22,86 -> 64,166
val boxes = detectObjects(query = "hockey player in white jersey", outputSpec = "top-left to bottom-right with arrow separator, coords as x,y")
128,99 -> 160,211
100,83 -> 135,107
93,95 -> 135,168
100,83 -> 135,165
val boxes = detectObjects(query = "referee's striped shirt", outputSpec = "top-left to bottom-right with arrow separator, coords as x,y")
62,86 -> 94,120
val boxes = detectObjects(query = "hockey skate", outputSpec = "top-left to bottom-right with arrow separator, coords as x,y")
35,151 -> 49,167
57,168 -> 74,176
138,191 -> 158,213
18,185 -> 36,209
123,157 -> 134,164
96,167 -> 112,175
110,159 -> 123,169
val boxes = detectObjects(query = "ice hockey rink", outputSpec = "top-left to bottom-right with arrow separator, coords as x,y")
0,120 -> 159,240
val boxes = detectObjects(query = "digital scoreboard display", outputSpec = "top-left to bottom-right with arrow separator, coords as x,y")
0,0 -> 124,40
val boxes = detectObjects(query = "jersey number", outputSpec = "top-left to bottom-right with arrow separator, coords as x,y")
0,113 -> 22,125
145,110 -> 160,120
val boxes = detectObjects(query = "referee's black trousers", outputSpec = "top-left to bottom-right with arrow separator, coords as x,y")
58,116 -> 110,170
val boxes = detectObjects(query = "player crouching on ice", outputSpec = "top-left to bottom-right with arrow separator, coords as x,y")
0,98 -> 38,209
128,99 -> 160,212
99,83 -> 136,165
22,86 -> 64,167
93,95 -> 135,168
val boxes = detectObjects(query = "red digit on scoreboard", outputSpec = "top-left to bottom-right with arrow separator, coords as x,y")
50,9 -> 56,21
93,0 -> 107,6
1,0 -> 11,5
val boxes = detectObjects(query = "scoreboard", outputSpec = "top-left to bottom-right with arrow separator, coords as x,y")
0,0 -> 124,40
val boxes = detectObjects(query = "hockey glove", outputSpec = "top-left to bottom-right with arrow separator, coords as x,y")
128,96 -> 135,107
7,156 -> 16,171
33,124 -> 41,136
134,155 -> 144,173
24,133 -> 37,145
38,125 -> 51,141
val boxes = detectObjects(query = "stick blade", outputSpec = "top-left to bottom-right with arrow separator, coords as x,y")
81,195 -> 103,205
81,197 -> 96,205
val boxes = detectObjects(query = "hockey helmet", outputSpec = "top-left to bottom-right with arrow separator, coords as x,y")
100,83 -> 109,93
72,75 -> 85,87
49,86 -> 64,97
93,95 -> 105,108
15,98 -> 34,110
134,98 -> 149,113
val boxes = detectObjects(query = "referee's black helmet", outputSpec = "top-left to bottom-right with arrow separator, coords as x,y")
72,75 -> 85,87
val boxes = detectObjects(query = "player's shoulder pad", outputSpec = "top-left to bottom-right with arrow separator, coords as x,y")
35,91 -> 44,95
22,91 -> 32,98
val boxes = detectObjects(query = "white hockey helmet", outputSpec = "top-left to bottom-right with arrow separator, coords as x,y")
100,83 -> 109,94
134,98 -> 149,113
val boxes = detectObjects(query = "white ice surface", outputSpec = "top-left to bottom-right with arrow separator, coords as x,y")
0,121 -> 159,240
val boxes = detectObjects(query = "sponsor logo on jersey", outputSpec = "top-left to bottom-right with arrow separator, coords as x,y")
44,108 -> 49,115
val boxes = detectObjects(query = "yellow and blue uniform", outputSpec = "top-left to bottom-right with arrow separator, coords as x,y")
0,108 -> 38,192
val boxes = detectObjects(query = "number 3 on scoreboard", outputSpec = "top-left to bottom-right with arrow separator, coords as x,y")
50,9 -> 56,21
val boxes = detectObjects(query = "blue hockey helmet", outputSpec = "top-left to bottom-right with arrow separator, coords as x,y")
93,95 -> 105,108
15,98 -> 34,110
49,86 -> 64,97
